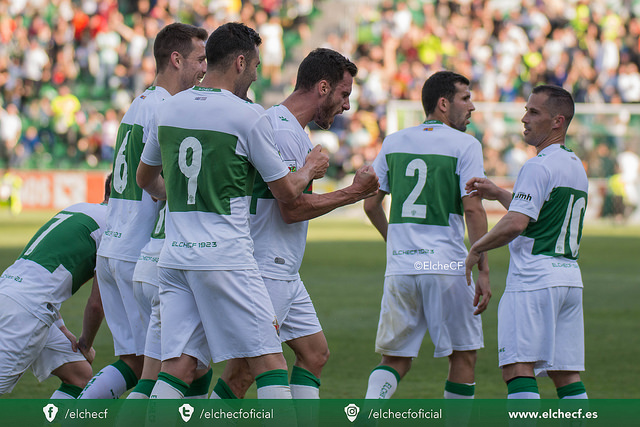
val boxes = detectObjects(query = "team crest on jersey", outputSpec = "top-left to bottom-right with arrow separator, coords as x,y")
273,317 -> 280,336
284,160 -> 297,172
139,95 -> 146,99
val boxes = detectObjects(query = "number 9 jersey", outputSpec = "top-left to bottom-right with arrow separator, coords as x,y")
372,120 -> 485,276
507,144 -> 588,291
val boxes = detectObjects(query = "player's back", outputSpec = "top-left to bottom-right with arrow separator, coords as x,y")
507,144 -> 588,290
0,203 -> 106,323
373,121 -> 485,276
157,87 -> 285,271
99,86 -> 168,262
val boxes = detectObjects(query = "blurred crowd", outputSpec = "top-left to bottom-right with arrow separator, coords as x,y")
1,0 -> 639,218
0,0 -> 311,169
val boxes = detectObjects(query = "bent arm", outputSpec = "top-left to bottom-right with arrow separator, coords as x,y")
77,276 -> 104,363
465,177 -> 512,209
364,190 -> 388,241
470,211 -> 531,254
136,161 -> 165,200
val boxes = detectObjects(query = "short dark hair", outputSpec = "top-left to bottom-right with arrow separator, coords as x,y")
104,173 -> 112,201
154,23 -> 208,73
294,48 -> 358,92
206,22 -> 262,71
531,84 -> 575,128
421,71 -> 470,116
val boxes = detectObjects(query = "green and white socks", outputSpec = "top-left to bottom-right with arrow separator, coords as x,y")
290,366 -> 321,399
78,360 -> 138,399
256,369 -> 292,399
365,366 -> 401,399
557,381 -> 588,399
50,383 -> 83,399
444,380 -> 475,399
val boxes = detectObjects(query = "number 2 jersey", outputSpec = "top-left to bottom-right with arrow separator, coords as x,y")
0,203 -> 106,325
507,144 -> 588,291
156,87 -> 290,270
372,120 -> 485,276
98,86 -> 166,262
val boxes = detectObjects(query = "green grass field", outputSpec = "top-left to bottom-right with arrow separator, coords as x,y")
1,210 -> 639,399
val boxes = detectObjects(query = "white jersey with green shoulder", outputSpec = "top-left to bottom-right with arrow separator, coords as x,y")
157,87 -> 290,270
372,120 -> 485,276
0,203 -> 106,325
98,86 -> 167,262
506,144 -> 588,291
250,104 -> 313,280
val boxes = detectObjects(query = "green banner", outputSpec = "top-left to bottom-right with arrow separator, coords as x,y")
1,399 -> 638,427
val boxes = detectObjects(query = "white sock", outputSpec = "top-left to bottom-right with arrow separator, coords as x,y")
291,384 -> 320,399
50,390 -> 76,399
79,365 -> 128,399
562,392 -> 588,399
508,391 -> 540,399
365,367 -> 399,399
256,385 -> 292,399
127,391 -> 150,399
150,379 -> 185,399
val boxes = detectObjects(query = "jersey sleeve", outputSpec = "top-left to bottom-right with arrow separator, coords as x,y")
246,114 -> 290,183
140,110 -> 162,166
457,140 -> 486,196
372,142 -> 389,193
508,161 -> 551,221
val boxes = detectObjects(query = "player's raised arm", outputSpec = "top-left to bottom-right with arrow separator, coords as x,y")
465,177 -> 512,209
269,144 -> 329,204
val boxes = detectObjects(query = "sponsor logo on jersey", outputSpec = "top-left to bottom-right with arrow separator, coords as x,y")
274,257 -> 286,265
195,96 -> 207,101
513,192 -> 532,202
284,160 -> 297,172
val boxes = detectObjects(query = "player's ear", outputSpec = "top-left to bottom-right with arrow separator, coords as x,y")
170,51 -> 181,69
235,55 -> 245,73
553,114 -> 565,130
318,80 -> 330,97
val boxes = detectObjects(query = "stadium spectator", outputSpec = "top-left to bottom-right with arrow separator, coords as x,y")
466,85 -> 589,400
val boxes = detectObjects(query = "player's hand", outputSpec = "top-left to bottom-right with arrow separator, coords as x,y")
352,166 -> 379,199
59,325 -> 78,352
473,269 -> 491,315
305,145 -> 330,180
465,177 -> 500,200
77,336 -> 96,364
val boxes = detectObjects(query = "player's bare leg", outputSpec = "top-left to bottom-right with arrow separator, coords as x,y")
50,361 -> 94,398
286,331 -> 329,398
150,354 -> 197,398
445,350 -> 477,398
503,362 -> 539,399
548,370 -> 588,399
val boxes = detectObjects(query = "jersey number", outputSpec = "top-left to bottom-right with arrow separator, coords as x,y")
555,194 -> 586,257
178,137 -> 202,205
24,213 -> 73,256
113,130 -> 130,194
401,158 -> 427,219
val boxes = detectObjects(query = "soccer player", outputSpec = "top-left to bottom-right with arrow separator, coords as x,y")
80,23 -> 208,399
466,85 -> 589,399
363,71 -> 490,399
211,48 -> 379,400
148,22 -> 329,399
0,176 -> 109,398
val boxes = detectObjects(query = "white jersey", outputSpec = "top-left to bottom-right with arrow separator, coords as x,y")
250,104 -> 313,280
98,86 -> 167,262
132,202 -> 166,287
157,87 -> 290,270
372,120 -> 485,276
0,203 -> 106,325
506,144 -> 588,291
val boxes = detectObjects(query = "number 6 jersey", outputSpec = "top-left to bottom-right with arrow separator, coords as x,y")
507,144 -> 588,291
372,120 -> 485,276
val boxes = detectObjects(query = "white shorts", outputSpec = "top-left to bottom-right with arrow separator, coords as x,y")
375,274 -> 484,358
0,297 -> 49,394
133,281 -> 161,360
498,286 -> 584,376
96,256 -> 147,356
158,268 -> 282,364
31,324 -> 87,382
263,277 -> 322,343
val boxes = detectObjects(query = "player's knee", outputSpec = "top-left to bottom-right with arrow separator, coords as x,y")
56,362 -> 94,388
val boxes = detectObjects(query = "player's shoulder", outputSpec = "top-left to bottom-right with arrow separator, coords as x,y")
57,202 -> 107,227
